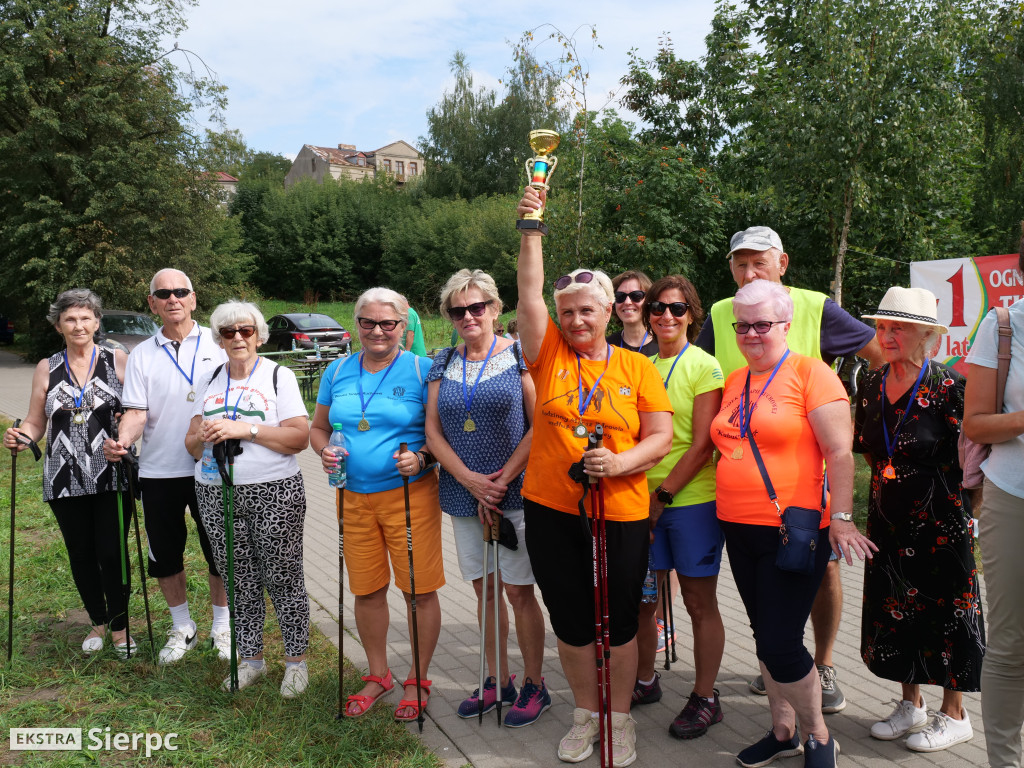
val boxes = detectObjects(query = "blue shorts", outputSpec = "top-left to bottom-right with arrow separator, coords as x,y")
650,500 -> 724,577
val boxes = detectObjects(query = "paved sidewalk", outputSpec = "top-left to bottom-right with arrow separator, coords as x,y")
0,349 -> 983,767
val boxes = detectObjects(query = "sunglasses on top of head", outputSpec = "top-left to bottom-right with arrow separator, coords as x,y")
554,272 -> 594,290
448,300 -> 493,321
357,317 -> 400,332
219,325 -> 256,340
614,290 -> 646,304
732,320 -> 780,335
649,301 -> 689,318
151,288 -> 192,300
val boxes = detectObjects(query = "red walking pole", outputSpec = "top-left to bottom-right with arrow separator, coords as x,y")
589,425 -> 612,768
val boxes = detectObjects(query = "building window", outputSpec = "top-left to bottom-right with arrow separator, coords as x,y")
382,159 -> 391,172
409,162 -> 418,176
357,157 -> 365,166
396,161 -> 404,175
311,158 -> 315,172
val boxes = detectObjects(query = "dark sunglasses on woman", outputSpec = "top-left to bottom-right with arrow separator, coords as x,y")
554,272 -> 594,290
357,317 -> 400,331
614,290 -> 646,304
448,300 -> 493,321
649,301 -> 689,317
219,325 -> 257,339
151,288 -> 192,300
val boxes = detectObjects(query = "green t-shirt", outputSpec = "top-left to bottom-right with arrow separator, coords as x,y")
646,344 -> 724,505
406,306 -> 428,357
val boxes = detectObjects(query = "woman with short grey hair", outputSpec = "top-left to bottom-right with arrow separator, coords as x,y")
4,288 -> 132,656
184,299 -> 311,697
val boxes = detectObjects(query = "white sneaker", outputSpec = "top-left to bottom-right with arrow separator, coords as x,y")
209,628 -> 233,661
870,697 -> 928,740
281,663 -> 309,699
611,711 -> 637,767
82,633 -> 104,655
158,621 -> 198,665
906,708 -> 973,752
222,661 -> 267,692
113,637 -> 137,659
558,708 -> 599,763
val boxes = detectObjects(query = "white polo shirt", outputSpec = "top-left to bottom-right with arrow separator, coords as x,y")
122,321 -> 227,478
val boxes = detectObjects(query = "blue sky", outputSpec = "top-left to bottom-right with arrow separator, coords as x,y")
170,0 -> 717,159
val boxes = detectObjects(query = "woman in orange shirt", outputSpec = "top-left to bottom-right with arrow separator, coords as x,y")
516,188 -> 672,766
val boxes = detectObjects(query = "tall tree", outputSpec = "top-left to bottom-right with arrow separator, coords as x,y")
0,0 -> 237,351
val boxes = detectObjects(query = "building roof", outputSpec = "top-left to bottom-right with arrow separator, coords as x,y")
200,171 -> 239,182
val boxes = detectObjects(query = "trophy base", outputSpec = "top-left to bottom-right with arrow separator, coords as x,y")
516,219 -> 548,236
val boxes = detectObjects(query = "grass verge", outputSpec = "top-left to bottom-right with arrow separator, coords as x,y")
0,418 -> 441,768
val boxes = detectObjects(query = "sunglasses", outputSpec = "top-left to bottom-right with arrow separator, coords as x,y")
357,317 -> 401,332
219,325 -> 256,340
732,321 -> 781,335
554,272 -> 594,291
448,300 -> 493,321
614,290 -> 646,304
151,288 -> 192,300
649,301 -> 689,317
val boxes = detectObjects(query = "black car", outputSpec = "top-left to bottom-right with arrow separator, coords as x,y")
0,315 -> 14,345
96,310 -> 160,353
267,313 -> 352,356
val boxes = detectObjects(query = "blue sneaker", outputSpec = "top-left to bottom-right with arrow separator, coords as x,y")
736,728 -> 803,768
456,674 -> 517,719
503,676 -> 551,727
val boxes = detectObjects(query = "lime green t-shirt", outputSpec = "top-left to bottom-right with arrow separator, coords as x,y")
646,344 -> 724,505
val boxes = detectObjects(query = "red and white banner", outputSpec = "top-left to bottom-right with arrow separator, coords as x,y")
909,254 -> 1022,373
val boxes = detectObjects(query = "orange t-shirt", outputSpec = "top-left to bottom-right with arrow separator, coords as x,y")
523,318 -> 673,521
710,353 -> 848,528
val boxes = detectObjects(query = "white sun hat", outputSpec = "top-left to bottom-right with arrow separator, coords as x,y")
862,286 -> 949,334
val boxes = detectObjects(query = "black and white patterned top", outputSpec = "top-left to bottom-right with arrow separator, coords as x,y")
43,347 -> 123,501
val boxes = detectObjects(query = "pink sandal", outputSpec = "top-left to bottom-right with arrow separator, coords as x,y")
345,669 -> 394,717
394,677 -> 432,722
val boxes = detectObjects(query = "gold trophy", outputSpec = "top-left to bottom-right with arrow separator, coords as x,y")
516,129 -> 561,235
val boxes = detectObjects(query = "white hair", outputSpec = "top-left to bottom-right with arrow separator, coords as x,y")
733,279 -> 793,321
553,268 -> 615,306
150,268 -> 194,294
208,300 -> 270,345
355,287 -> 409,323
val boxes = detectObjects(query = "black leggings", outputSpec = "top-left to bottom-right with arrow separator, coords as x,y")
721,520 -> 832,684
49,492 -> 130,631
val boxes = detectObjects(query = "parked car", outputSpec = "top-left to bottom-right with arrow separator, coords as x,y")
0,315 -> 14,345
267,313 -> 352,356
96,310 -> 159,353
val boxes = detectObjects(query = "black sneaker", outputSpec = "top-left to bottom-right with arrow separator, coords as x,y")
803,734 -> 839,767
669,689 -> 722,739
631,672 -> 662,706
817,665 -> 846,714
737,728 -> 803,768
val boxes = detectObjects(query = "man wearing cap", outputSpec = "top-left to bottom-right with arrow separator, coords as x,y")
103,268 -> 230,664
696,226 -> 883,714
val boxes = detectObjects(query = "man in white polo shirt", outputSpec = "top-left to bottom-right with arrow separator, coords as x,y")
104,268 -> 229,664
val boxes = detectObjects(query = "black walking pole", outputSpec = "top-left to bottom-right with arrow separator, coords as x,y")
214,438 -> 242,692
336,486 -> 345,720
114,418 -> 154,658
477,516 -> 490,725
662,577 -> 672,670
491,512 -> 502,727
667,580 -> 677,664
7,420 -> 40,665
400,442 -> 424,733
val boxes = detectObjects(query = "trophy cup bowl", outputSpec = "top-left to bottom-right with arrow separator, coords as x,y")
517,129 -> 561,235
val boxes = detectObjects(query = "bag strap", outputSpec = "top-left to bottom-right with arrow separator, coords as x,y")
994,306 -> 1012,413
746,431 -> 828,517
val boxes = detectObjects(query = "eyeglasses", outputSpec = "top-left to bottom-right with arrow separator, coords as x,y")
357,317 -> 401,332
554,272 -> 594,291
219,325 -> 256,340
448,300 -> 493,321
732,321 -> 782,335
151,288 -> 192,300
649,301 -> 689,318
614,290 -> 645,304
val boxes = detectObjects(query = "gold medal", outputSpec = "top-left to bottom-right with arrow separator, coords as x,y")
73,410 -> 85,425
358,418 -> 370,432
574,424 -> 588,439
732,445 -> 743,460
187,390 -> 196,402
464,417 -> 476,432
883,462 -> 896,480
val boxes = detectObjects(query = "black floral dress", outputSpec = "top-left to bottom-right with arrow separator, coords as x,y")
853,361 -> 984,691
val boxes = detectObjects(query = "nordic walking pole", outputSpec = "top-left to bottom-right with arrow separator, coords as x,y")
662,576 -> 671,671
114,461 -> 132,659
590,425 -> 612,768
8,419 -> 40,665
477,514 -> 489,725
226,450 -> 238,693
667,580 -> 677,664
492,511 -> 502,727
336,486 -> 345,720
400,442 -> 424,733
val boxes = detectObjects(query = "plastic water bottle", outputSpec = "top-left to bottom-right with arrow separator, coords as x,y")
328,423 -> 347,488
291,337 -> 297,352
200,443 -> 220,485
641,552 -> 658,604
314,338 -> 321,360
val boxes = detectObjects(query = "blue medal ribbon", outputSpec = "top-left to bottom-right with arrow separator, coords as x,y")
739,349 -> 790,438
880,359 -> 930,475
161,324 -> 201,389
224,358 -> 261,420
357,350 -> 402,422
63,346 -> 97,411
576,344 -> 613,420
661,342 -> 690,389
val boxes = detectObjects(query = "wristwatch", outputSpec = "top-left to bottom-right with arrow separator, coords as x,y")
830,512 -> 853,522
654,485 -> 674,505
249,425 -> 259,443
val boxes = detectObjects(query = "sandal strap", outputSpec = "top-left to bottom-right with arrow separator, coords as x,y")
360,668 -> 393,688
401,677 -> 432,695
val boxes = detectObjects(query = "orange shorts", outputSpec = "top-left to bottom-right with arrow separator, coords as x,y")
342,472 -> 445,596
